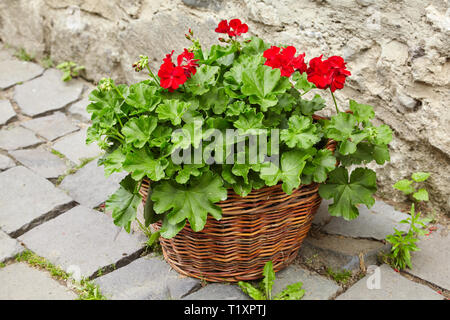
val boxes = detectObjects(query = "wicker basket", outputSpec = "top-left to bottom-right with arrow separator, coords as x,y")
139,139 -> 336,282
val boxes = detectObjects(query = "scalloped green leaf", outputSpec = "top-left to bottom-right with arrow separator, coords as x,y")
106,175 -> 142,232
121,115 -> 157,148
151,172 -> 227,234
319,167 -> 377,220
281,115 -> 321,150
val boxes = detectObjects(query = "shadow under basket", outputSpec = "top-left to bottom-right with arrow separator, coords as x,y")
139,179 -> 325,283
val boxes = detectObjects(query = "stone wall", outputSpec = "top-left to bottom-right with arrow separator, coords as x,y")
0,0 -> 449,214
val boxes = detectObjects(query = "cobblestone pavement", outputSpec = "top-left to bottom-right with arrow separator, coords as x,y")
0,44 -> 448,300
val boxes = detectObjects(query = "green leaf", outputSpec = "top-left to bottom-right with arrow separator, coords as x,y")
260,150 -> 313,194
241,65 -> 291,111
149,126 -> 172,147
105,175 -> 142,232
411,172 -> 430,183
238,282 -> 266,300
293,72 -> 315,94
241,36 -> 269,55
159,215 -> 186,239
234,109 -> 265,135
126,82 -> 161,113
122,115 -> 157,148
123,148 -> 169,181
176,164 -> 203,184
201,44 -> 237,65
156,99 -> 188,125
371,124 -> 393,145
143,188 -> 159,226
349,100 -> 375,123
98,147 -> 126,176
199,87 -> 229,114
280,115 -> 321,150
393,179 -> 415,195
151,172 -> 227,234
337,142 -> 390,166
413,188 -> 429,202
303,149 -> 336,183
261,261 -> 275,300
326,112 -> 357,142
297,94 -> 326,116
225,101 -> 251,117
319,167 -> 377,220
273,282 -> 305,300
223,55 -> 263,95
171,119 -> 203,149
185,65 -> 220,95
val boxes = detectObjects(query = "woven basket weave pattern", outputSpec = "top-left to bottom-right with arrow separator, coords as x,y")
139,139 -> 336,282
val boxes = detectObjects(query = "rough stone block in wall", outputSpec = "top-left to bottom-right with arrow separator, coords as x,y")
0,0 -> 448,214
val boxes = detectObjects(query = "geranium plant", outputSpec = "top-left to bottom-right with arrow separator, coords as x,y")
86,19 -> 392,239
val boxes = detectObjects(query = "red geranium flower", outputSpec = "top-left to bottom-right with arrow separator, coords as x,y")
158,49 -> 199,91
306,55 -> 351,92
263,46 -> 307,77
158,50 -> 187,92
177,49 -> 199,78
327,56 -> 351,92
215,19 -> 248,37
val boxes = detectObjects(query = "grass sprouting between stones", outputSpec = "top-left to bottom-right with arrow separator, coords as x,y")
55,156 -> 99,185
326,267 -> 352,285
14,48 -> 35,62
15,250 -> 106,300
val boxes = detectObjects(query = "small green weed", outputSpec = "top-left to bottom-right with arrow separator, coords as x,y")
16,250 -> 106,300
41,56 -> 54,69
326,267 -> 352,284
56,61 -> 85,82
386,172 -> 433,271
238,261 -> 305,300
14,48 -> 35,62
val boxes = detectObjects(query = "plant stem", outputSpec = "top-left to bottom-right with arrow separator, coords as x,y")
330,89 -> 340,113
146,65 -> 159,83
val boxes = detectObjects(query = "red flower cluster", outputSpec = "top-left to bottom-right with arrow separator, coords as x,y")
263,46 -> 307,77
306,55 -> 351,92
215,19 -> 248,37
158,49 -> 199,91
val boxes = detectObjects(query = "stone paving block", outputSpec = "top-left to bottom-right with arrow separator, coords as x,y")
13,69 -> 83,116
0,263 -> 76,300
0,100 -> 16,125
94,256 -> 201,300
271,264 -> 341,300
19,205 -> 146,278
0,49 -> 14,61
336,264 -> 443,300
408,225 -> 450,290
60,160 -> 127,208
298,234 -> 390,271
52,127 -> 102,165
0,60 -> 44,89
0,126 -> 43,150
0,230 -> 24,262
320,200 -> 410,240
0,166 -> 73,236
68,97 -> 91,121
183,284 -> 249,300
0,153 -> 15,171
21,112 -> 79,141
9,146 -> 68,179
